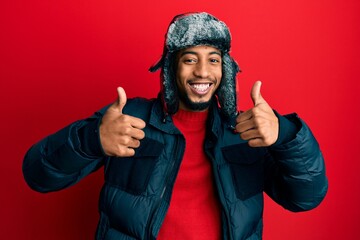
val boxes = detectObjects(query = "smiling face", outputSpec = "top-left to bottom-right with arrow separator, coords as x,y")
175,45 -> 222,112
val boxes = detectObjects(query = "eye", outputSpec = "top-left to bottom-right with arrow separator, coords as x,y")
210,58 -> 221,64
183,58 -> 197,64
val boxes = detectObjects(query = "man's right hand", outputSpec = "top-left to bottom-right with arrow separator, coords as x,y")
100,87 -> 146,157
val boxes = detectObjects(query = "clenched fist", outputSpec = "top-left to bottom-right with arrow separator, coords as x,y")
235,81 -> 279,147
100,87 -> 146,157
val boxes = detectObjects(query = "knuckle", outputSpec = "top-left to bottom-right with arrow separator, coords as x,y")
117,147 -> 126,156
252,107 -> 260,116
117,146 -> 134,157
120,114 -> 130,122
122,137 -> 131,145
122,126 -> 132,135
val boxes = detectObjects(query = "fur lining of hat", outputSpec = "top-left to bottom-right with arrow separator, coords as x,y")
166,13 -> 231,53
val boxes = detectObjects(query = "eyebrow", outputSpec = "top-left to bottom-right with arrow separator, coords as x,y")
180,51 -> 222,57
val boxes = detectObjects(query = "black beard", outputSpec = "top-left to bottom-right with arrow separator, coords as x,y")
179,92 -> 212,111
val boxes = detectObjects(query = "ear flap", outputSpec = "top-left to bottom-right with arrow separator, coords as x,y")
216,53 -> 240,118
161,52 -> 179,115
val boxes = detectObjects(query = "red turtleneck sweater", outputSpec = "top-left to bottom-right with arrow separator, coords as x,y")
157,109 -> 222,240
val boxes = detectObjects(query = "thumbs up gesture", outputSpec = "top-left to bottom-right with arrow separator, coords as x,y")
100,87 -> 146,157
235,81 -> 279,147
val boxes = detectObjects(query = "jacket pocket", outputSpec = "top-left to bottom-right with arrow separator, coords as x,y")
222,143 -> 266,200
105,137 -> 164,195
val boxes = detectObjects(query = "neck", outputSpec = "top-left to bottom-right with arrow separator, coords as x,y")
173,108 -> 209,123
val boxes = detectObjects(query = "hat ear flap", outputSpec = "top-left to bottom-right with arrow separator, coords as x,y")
161,52 -> 179,115
217,53 -> 240,118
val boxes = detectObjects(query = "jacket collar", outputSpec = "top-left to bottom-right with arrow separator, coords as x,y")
148,96 -> 236,137
149,98 -> 181,135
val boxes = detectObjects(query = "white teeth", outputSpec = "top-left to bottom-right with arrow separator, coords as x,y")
191,83 -> 210,92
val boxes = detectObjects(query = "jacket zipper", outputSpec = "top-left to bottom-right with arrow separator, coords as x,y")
147,134 -> 185,239
206,147 -> 233,240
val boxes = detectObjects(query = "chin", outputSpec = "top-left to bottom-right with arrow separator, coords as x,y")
184,99 -> 212,111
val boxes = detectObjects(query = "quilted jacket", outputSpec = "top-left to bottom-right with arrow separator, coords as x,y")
23,97 -> 328,240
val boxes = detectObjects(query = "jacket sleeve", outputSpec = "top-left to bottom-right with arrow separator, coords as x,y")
264,113 -> 328,212
23,111 -> 107,193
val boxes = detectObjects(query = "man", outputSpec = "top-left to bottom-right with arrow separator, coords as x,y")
23,12 -> 328,239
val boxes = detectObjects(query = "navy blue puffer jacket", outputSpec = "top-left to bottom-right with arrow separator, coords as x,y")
23,97 -> 327,240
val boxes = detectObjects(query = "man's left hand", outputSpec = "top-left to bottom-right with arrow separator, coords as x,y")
235,81 -> 279,147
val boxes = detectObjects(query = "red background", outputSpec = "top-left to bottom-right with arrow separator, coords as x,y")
1,0 -> 359,239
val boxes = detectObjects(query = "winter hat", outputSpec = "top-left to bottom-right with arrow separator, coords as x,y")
150,12 -> 240,118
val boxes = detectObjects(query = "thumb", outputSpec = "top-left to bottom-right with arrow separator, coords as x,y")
251,80 -> 264,106
115,87 -> 127,114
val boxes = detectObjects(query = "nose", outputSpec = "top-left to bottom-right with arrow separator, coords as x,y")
193,61 -> 210,78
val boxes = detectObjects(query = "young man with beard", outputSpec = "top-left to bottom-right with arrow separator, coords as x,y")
23,12 -> 328,239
